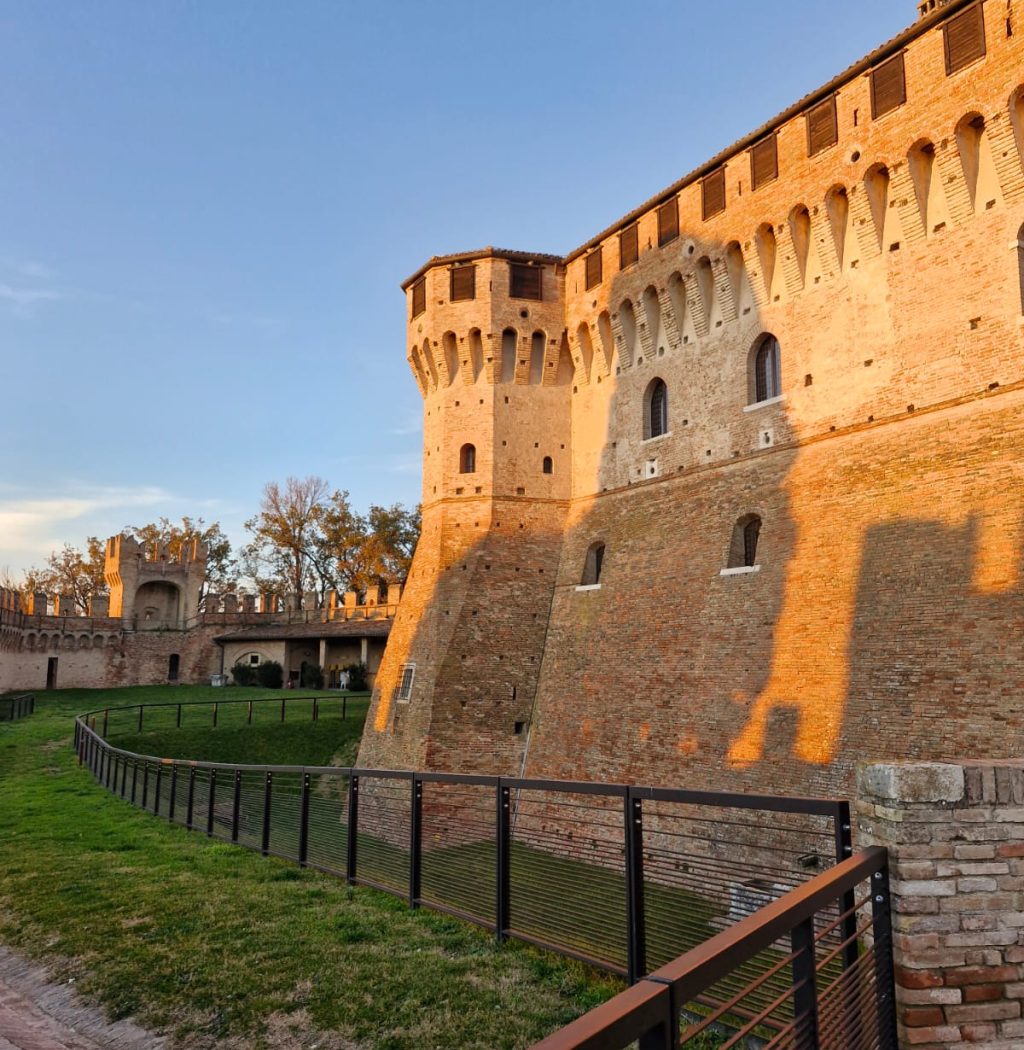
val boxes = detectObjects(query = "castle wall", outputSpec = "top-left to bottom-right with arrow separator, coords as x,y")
361,0 -> 1024,802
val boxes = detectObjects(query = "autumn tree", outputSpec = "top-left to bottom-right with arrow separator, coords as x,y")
242,476 -> 332,599
24,538 -> 108,613
124,516 -> 235,600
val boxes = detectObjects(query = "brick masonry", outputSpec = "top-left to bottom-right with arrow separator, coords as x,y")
858,760 -> 1024,1049
360,0 -> 1024,804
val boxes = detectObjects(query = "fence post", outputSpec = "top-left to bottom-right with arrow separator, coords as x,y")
261,771 -> 273,856
138,705 -> 143,732
120,757 -> 128,797
213,702 -> 219,728
496,781 -> 511,942
280,697 -> 286,723
168,765 -> 178,822
346,775 -> 359,883
102,708 -> 108,738
154,765 -> 163,816
232,769 -> 242,842
299,773 -> 311,867
247,700 -> 253,724
409,776 -> 423,907
206,768 -> 217,836
791,916 -> 820,1048
625,788 -> 648,984
871,859 -> 899,1049
186,767 -> 196,829
313,697 -> 319,723
343,695 -> 347,721
131,761 -> 138,805
142,763 -> 150,808
834,801 -> 858,972
176,703 -> 182,729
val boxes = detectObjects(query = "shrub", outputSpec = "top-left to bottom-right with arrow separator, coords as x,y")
300,662 -> 324,690
344,662 -> 368,691
256,660 -> 284,689
231,663 -> 257,687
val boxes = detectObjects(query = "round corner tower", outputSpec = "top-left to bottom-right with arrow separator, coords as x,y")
358,247 -> 576,775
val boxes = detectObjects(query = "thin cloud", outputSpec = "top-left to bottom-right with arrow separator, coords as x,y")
0,283 -> 61,308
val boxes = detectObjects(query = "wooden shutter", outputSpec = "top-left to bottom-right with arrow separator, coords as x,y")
701,168 -> 726,220
806,95 -> 838,156
944,3 -> 986,75
750,135 -> 778,191
585,249 -> 603,289
510,263 -> 542,300
411,278 -> 426,318
619,224 -> 639,269
450,265 -> 476,302
870,53 -> 906,119
657,199 -> 679,246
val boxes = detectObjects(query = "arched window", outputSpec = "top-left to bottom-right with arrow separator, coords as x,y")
459,443 -> 476,474
542,456 -> 553,474
581,542 -> 605,586
752,335 -> 781,404
728,515 -> 762,568
644,378 -> 668,439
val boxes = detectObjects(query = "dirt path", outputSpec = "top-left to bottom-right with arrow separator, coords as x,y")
0,947 -> 165,1050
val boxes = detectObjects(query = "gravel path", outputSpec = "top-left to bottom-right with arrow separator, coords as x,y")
0,948 -> 165,1050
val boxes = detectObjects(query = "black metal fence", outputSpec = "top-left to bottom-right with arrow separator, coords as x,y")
75,697 -> 859,990
529,846 -> 896,1050
0,693 -> 34,722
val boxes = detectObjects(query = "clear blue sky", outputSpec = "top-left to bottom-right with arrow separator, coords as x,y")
0,0 -> 911,577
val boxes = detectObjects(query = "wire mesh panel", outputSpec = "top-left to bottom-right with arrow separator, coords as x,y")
355,774 -> 411,894
641,795 -> 840,971
236,770 -> 266,848
306,772 -> 349,876
508,786 -> 629,973
419,780 -> 496,926
267,771 -> 303,861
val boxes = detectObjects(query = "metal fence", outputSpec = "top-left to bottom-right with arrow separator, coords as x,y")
75,697 -> 860,992
529,846 -> 896,1050
0,693 -> 34,722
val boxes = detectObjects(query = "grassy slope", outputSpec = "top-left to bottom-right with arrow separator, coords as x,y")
0,687 -> 621,1049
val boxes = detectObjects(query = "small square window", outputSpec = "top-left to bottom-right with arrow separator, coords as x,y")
509,264 -> 542,300
249,654 -> 260,666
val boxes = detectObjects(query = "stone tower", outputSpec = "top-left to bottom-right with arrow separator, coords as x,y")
358,248 -> 575,774
105,534 -> 207,630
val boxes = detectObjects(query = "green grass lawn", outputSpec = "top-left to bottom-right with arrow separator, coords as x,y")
0,686 -> 623,1049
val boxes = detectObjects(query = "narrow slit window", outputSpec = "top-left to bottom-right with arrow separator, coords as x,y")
397,664 -> 415,702
542,456 -> 553,474
753,335 -> 782,403
727,515 -> 762,569
645,378 -> 668,439
581,542 -> 605,586
459,443 -> 476,474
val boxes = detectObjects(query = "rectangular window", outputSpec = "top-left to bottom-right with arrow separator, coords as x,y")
870,52 -> 906,119
749,135 -> 778,190
397,663 -> 415,702
619,224 -> 639,269
701,168 -> 726,220
509,263 -> 542,300
411,277 -> 426,318
944,3 -> 985,75
585,248 -> 603,289
806,94 -> 838,156
450,264 -> 476,301
657,198 -> 679,246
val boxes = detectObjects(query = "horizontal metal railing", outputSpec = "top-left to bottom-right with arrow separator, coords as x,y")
75,697 -> 859,1002
530,846 -> 896,1050
0,693 -> 35,722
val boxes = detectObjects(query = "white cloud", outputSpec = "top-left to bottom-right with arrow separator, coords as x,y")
0,283 -> 61,308
0,485 -> 174,574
